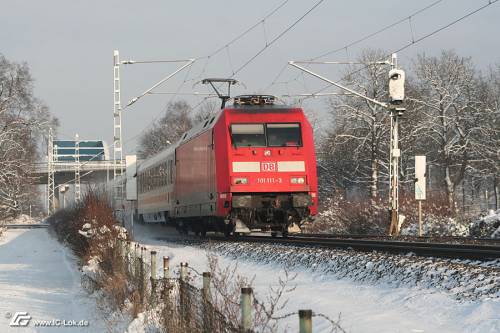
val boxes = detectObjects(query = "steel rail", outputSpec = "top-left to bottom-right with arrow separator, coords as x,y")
3,224 -> 49,229
297,233 -> 500,244
205,234 -> 500,261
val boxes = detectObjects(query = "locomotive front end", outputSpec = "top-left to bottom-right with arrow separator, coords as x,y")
221,96 -> 318,236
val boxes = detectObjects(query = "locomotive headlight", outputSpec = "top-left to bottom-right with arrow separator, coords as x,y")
290,177 -> 305,184
234,177 -> 248,185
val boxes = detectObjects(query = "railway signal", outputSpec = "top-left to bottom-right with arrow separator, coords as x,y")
289,53 -> 407,235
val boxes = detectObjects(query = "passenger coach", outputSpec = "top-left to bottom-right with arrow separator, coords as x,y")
136,95 -> 318,236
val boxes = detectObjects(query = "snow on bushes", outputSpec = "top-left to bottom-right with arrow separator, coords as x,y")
305,196 -> 388,235
401,214 -> 469,237
469,210 -> 500,239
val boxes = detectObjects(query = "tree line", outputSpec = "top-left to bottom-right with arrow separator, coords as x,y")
320,49 -> 499,215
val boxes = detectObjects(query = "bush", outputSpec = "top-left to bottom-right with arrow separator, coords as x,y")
305,196 -> 389,235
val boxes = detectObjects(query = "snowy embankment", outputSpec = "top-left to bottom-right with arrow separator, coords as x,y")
208,242 -> 500,301
0,228 -> 107,333
132,224 -> 500,333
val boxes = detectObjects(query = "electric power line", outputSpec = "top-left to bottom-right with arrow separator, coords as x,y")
266,0 -> 444,91
289,0 -> 500,98
230,0 -> 326,78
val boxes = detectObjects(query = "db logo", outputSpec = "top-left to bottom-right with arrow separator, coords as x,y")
10,312 -> 31,327
261,162 -> 276,172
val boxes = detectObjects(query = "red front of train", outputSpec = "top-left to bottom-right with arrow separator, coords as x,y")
214,104 -> 317,234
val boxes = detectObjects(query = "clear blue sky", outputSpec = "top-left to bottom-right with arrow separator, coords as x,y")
1,0 -> 499,155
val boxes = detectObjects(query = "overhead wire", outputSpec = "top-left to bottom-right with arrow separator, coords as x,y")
304,0 -> 499,98
266,0 -> 444,92
121,0 -> 294,146
230,0 -> 326,78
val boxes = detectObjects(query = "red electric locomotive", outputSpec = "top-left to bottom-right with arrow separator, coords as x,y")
136,94 -> 317,236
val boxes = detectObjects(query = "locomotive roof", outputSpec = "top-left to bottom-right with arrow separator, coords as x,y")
137,104 -> 302,172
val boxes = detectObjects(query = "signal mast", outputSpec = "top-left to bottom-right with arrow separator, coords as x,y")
289,53 -> 406,235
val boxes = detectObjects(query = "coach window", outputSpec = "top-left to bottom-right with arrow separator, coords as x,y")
266,123 -> 302,147
231,124 -> 266,147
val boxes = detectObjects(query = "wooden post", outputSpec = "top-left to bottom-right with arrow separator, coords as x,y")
179,262 -> 189,326
202,272 -> 212,333
163,256 -> 170,279
240,287 -> 253,332
134,243 -> 139,259
202,272 -> 211,299
150,250 -> 157,296
126,241 -> 132,275
180,262 -> 188,282
150,251 -> 157,280
299,310 -> 312,333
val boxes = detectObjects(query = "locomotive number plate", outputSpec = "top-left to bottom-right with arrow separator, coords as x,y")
260,162 -> 277,172
257,177 -> 283,184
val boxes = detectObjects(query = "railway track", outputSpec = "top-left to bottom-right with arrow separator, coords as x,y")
3,223 -> 49,229
204,234 -> 500,261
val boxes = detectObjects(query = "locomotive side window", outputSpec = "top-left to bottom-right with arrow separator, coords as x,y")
231,124 -> 266,147
266,123 -> 302,147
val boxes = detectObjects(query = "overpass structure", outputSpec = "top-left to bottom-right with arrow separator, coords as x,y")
34,131 -> 125,214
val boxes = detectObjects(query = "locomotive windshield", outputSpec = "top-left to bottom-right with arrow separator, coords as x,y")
267,123 -> 302,147
231,124 -> 266,147
231,123 -> 302,147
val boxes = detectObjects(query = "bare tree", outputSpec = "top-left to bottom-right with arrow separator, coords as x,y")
322,49 -> 391,201
410,51 -> 486,211
0,54 -> 57,218
137,100 -> 193,158
194,99 -> 219,123
473,66 -> 500,210
138,99 -> 222,159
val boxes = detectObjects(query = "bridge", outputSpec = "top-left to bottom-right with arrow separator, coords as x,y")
32,160 -> 118,185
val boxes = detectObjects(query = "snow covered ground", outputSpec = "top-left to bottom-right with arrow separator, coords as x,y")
131,223 -> 500,333
0,228 -> 107,333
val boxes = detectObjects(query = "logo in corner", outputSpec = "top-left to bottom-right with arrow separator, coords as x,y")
9,312 -> 31,327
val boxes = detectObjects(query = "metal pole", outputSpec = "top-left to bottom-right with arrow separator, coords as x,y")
299,310 -> 313,333
388,53 -> 402,236
113,50 -> 124,214
288,61 -> 388,108
52,144 -> 58,212
389,110 -> 401,235
74,133 -> 81,204
240,287 -> 253,332
47,128 -> 55,215
163,256 -> 170,278
130,213 -> 134,238
418,200 -> 423,236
